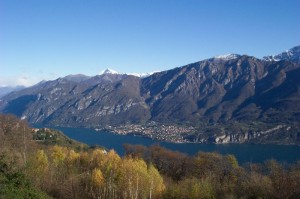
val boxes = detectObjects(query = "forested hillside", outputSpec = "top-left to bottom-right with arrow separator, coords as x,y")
0,114 -> 299,199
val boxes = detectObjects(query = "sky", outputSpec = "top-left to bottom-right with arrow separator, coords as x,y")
1,0 -> 300,87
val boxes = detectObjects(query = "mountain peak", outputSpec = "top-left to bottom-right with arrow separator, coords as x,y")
262,45 -> 300,63
99,68 -> 159,78
63,74 -> 90,82
128,71 -> 159,78
213,54 -> 241,60
100,68 -> 120,75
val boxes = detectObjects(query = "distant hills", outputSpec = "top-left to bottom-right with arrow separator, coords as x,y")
1,45 -> 299,144
0,85 -> 25,98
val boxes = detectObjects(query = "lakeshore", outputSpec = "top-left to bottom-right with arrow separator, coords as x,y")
56,127 -> 300,164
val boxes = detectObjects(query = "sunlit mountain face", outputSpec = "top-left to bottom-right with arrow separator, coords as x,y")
0,46 -> 299,144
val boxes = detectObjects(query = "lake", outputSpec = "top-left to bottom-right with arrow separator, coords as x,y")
56,127 -> 300,164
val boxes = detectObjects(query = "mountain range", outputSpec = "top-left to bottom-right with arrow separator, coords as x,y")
1,45 -> 300,144
0,85 -> 25,98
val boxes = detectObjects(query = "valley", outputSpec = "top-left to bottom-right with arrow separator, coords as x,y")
1,46 -> 300,145
2,1 -> 300,198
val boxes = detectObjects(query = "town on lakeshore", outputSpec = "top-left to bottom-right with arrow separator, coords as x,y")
96,122 -> 195,143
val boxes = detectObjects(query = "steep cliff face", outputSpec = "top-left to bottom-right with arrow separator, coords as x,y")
142,56 -> 300,124
212,125 -> 295,144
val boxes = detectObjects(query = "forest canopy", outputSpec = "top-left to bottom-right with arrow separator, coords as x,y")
0,114 -> 299,199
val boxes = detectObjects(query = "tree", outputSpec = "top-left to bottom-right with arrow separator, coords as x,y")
89,168 -> 105,199
79,151 -> 90,172
265,159 -> 300,199
163,177 -> 215,199
148,164 -> 165,199
239,171 -> 273,199
100,149 -> 121,199
149,145 -> 191,181
120,157 -> 149,199
51,145 -> 67,167
28,150 -> 49,189
0,114 -> 32,166
91,168 -> 105,187
193,152 -> 243,197
0,152 -> 50,199
65,149 -> 80,174
90,148 -> 105,169
49,145 -> 68,192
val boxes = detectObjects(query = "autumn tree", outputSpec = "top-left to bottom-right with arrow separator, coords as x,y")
239,171 -> 273,198
88,168 -> 105,199
100,149 -> 121,199
148,164 -> 165,199
90,148 -> 105,169
265,159 -> 300,199
27,150 -> 49,190
149,145 -> 191,181
119,157 -> 149,199
0,114 -> 33,166
163,177 -> 215,199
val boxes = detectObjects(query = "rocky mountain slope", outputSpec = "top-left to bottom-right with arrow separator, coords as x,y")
0,73 -> 150,126
1,46 -> 299,144
143,54 -> 300,124
263,45 -> 300,63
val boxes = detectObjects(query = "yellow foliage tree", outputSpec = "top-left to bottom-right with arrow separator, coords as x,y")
120,158 -> 150,199
27,149 -> 49,190
35,149 -> 49,175
79,151 -> 90,172
90,148 -> 105,168
91,168 -> 105,187
65,149 -> 80,173
67,149 -> 80,163
148,164 -> 165,199
51,145 -> 67,167
101,149 -> 121,199
50,145 -> 68,184
89,168 -> 105,199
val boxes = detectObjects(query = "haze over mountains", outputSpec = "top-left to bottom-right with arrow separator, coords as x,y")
0,85 -> 25,98
1,46 -> 300,144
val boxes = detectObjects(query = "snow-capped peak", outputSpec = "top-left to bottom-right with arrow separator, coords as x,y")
99,68 -> 159,78
100,68 -> 120,75
262,55 -> 280,62
128,71 -> 159,78
262,45 -> 300,63
213,54 -> 241,60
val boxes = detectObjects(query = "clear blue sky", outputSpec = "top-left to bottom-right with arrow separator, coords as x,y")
1,0 -> 300,86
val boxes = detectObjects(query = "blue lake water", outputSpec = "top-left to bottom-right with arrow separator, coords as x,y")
56,127 -> 300,164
